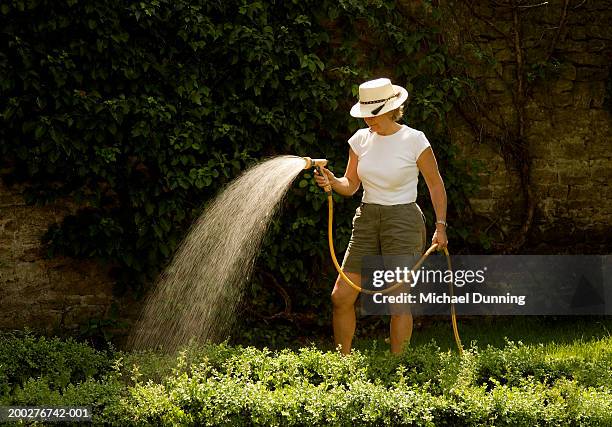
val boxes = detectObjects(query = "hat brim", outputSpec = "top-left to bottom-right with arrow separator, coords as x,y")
349,85 -> 409,118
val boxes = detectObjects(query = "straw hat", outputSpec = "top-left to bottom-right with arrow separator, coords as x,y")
350,78 -> 409,118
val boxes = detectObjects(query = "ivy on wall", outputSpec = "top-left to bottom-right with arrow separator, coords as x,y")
0,0 -> 480,323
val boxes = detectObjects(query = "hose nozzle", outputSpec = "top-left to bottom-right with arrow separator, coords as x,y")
302,157 -> 332,194
302,157 -> 328,169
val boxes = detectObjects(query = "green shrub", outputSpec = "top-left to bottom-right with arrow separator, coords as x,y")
3,333 -> 612,425
0,331 -> 113,394
475,341 -> 566,389
474,339 -> 612,390
107,340 -> 612,426
364,341 -> 454,392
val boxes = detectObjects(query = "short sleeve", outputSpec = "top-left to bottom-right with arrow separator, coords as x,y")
413,131 -> 431,161
348,129 -> 367,157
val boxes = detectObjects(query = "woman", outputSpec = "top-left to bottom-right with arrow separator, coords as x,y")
315,78 -> 448,355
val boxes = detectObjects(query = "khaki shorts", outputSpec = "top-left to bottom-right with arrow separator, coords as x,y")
341,202 -> 427,274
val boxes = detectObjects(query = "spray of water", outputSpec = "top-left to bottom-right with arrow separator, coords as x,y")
128,155 -> 307,352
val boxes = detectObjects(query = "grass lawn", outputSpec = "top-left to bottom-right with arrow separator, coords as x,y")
397,315 -> 612,350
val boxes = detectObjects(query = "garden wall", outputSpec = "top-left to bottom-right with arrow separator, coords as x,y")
0,180 -> 115,331
445,0 -> 611,253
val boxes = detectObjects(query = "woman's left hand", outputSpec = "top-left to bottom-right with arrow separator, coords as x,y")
432,228 -> 448,251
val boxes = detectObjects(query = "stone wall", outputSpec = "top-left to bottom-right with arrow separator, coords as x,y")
444,0 -> 612,253
0,180 -> 119,333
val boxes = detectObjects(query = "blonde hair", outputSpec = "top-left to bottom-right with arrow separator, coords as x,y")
387,105 -> 404,121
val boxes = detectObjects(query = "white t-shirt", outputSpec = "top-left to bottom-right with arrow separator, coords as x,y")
348,125 -> 431,205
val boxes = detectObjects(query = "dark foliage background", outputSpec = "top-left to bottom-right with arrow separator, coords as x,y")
0,0 -> 482,338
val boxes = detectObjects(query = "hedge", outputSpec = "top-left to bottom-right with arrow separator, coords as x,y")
2,332 -> 611,425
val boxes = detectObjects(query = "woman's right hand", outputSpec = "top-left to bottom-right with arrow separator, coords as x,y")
314,167 -> 336,190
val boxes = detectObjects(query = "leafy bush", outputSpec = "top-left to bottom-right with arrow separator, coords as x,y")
474,339 -> 612,390
0,331 -> 114,395
1,334 -> 612,425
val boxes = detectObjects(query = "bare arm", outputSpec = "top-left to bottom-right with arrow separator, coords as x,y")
314,148 -> 361,196
417,147 -> 448,249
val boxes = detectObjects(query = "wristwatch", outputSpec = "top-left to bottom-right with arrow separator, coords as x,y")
435,219 -> 448,228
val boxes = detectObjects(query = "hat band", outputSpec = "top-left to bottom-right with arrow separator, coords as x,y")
359,92 -> 400,105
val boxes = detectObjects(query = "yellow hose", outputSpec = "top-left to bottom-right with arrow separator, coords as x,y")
325,192 -> 463,355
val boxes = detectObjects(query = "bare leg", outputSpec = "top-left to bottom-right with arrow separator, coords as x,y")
390,313 -> 413,354
330,272 -> 361,355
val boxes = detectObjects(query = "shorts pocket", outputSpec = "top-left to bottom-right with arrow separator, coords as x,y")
380,204 -> 425,256
352,206 -> 362,227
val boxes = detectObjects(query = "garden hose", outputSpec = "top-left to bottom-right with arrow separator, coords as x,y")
315,165 -> 463,355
